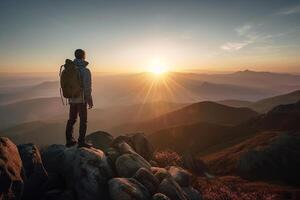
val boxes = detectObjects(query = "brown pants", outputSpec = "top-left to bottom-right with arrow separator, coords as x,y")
65,103 -> 87,143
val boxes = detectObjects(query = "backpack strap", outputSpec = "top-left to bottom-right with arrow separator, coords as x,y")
59,64 -> 66,105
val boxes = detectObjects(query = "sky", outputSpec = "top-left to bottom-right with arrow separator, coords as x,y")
0,0 -> 300,73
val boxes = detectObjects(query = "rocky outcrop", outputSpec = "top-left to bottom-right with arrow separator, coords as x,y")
182,187 -> 202,200
168,166 -> 192,187
60,147 -> 114,200
112,133 -> 154,161
152,193 -> 170,200
18,143 -> 48,200
115,153 -> 151,177
0,131 -> 202,200
133,168 -> 160,195
0,137 -> 23,200
86,131 -> 114,152
158,177 -> 188,200
108,178 -> 150,200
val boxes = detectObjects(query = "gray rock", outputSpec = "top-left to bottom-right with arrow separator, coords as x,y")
182,187 -> 202,200
0,137 -> 23,200
61,146 -> 114,200
151,167 -> 170,182
106,147 -> 121,168
114,141 -> 136,155
86,131 -> 114,152
168,166 -> 192,187
116,153 -> 151,177
150,160 -> 159,167
42,144 -> 66,174
158,177 -> 188,200
18,143 -> 48,199
152,193 -> 170,200
133,168 -> 159,195
112,133 -> 154,161
109,178 -> 150,200
130,133 -> 154,161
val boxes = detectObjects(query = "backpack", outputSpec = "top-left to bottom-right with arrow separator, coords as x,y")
59,59 -> 83,102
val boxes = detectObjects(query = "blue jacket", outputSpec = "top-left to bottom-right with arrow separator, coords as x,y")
69,59 -> 92,103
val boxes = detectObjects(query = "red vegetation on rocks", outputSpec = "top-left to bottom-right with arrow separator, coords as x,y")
194,176 -> 300,200
153,150 -> 183,167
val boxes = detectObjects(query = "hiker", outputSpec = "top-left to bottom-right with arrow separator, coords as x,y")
62,49 -> 93,147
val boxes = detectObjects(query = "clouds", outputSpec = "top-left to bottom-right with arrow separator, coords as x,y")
221,24 -> 257,52
278,4 -> 300,15
221,41 -> 252,51
236,24 -> 252,36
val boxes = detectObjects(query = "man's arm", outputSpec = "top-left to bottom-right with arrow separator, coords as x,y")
83,68 -> 93,108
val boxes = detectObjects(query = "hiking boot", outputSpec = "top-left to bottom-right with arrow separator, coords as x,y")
78,142 -> 92,148
66,140 -> 77,147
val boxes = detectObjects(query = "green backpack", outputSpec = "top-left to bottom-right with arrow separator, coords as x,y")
59,59 -> 82,101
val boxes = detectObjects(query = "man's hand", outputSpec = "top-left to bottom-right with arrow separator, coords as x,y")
87,97 -> 93,109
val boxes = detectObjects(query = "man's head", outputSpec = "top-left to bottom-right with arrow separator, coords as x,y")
74,49 -> 86,60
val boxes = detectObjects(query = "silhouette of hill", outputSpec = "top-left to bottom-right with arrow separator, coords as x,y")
0,81 -> 58,105
250,90 -> 300,113
219,89 -> 300,113
114,101 -> 258,134
2,70 -> 299,106
0,97 -> 66,129
0,101 -> 184,145
149,122 -> 255,155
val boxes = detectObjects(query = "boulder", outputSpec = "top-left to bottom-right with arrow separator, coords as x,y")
116,153 -> 151,177
41,144 -> 66,174
182,187 -> 202,200
151,167 -> 169,182
112,133 -> 154,161
133,168 -> 159,195
130,133 -> 154,161
0,137 -> 23,200
61,146 -> 114,200
158,177 -> 188,200
108,178 -> 150,200
105,147 -> 121,170
168,166 -> 192,187
152,193 -> 170,200
150,160 -> 159,167
18,143 -> 48,199
113,141 -> 136,155
86,131 -> 114,152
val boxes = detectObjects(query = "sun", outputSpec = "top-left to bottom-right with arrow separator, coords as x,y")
148,59 -> 169,76
150,65 -> 167,75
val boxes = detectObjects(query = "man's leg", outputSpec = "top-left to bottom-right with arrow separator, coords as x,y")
78,103 -> 88,145
65,103 -> 78,146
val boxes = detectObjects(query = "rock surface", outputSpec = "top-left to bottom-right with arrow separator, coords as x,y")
61,146 -> 114,200
0,131 -> 203,200
168,166 -> 192,187
18,143 -> 48,200
115,153 -> 151,177
86,131 -> 114,152
0,137 -> 23,200
158,177 -> 188,200
108,178 -> 150,200
152,193 -> 170,200
133,168 -> 160,195
182,186 -> 202,200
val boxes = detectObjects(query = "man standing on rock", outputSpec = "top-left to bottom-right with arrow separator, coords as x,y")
64,49 -> 93,148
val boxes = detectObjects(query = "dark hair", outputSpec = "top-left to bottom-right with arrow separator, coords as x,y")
74,49 -> 85,59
